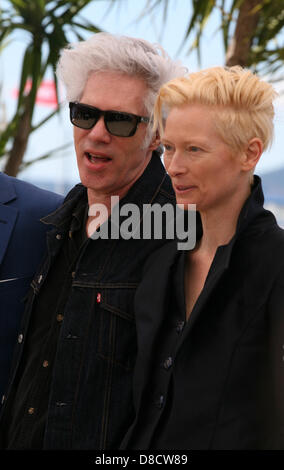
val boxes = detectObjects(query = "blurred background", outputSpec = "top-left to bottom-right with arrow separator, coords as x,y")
0,0 -> 284,224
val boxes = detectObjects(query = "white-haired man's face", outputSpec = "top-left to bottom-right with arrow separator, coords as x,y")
73,71 -> 158,206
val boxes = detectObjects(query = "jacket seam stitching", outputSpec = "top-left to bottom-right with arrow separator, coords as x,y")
72,282 -> 138,289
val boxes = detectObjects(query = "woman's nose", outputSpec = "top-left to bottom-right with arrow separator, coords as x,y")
166,152 -> 187,177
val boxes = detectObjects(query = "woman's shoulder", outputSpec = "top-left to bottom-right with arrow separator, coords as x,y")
136,241 -> 185,311
261,221 -> 284,250
267,224 -> 284,274
243,208 -> 284,249
143,239 -> 182,275
239,220 -> 284,280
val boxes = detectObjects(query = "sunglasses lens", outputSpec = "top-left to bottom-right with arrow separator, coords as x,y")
106,112 -> 137,137
69,103 -> 143,137
70,103 -> 100,130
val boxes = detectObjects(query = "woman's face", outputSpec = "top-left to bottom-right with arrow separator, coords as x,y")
162,104 -> 247,212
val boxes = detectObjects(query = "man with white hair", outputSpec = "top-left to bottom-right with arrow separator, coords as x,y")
0,33 -> 185,450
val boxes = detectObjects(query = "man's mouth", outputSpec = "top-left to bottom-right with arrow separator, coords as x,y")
85,152 -> 112,163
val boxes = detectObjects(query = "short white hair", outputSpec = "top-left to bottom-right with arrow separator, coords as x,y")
56,32 -> 186,119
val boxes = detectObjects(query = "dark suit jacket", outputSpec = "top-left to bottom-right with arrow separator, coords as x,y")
123,176 -> 284,450
0,172 -> 63,400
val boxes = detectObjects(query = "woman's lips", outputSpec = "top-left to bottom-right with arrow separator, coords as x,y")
174,184 -> 197,193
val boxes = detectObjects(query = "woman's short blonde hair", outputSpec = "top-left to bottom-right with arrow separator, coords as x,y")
154,66 -> 278,152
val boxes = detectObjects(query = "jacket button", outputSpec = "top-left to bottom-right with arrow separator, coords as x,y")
163,357 -> 173,370
1,395 -> 6,404
176,321 -> 185,334
56,234 -> 62,240
56,314 -> 64,322
71,271 -> 76,279
28,407 -> 35,415
38,274 -> 43,284
18,333 -> 23,344
155,395 -> 164,409
42,360 -> 49,368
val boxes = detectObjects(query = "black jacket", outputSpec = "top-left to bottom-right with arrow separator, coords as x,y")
0,153 -> 176,450
123,176 -> 284,450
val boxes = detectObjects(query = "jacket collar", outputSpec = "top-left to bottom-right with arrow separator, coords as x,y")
0,173 -> 18,266
41,151 -> 174,231
41,183 -> 86,229
234,174 -> 274,238
190,175 -> 274,274
0,172 -> 17,204
120,151 -> 173,209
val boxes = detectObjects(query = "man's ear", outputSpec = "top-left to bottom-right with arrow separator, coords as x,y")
148,130 -> 161,152
241,138 -> 263,172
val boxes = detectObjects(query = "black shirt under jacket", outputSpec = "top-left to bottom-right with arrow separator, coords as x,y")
122,176 -> 284,450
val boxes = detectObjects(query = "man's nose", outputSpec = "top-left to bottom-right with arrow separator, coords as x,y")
88,116 -> 111,143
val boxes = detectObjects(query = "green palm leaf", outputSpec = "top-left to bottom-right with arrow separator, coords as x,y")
0,0 -> 105,176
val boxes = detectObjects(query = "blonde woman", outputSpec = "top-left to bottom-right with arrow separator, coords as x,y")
123,67 -> 284,450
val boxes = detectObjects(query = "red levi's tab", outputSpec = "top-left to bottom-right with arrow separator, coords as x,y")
96,293 -> 102,303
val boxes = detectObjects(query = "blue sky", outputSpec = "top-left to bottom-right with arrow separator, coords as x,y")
1,0 -> 284,193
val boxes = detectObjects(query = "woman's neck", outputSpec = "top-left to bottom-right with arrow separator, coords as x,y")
198,183 -> 252,257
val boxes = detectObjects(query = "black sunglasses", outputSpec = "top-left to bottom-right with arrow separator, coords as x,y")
69,101 -> 150,137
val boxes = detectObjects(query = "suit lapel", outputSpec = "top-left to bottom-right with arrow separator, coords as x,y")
0,174 -> 18,267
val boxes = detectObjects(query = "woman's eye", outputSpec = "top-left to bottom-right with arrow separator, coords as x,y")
163,144 -> 173,152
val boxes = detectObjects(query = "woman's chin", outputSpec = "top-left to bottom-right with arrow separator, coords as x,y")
175,194 -> 197,210
176,201 -> 197,211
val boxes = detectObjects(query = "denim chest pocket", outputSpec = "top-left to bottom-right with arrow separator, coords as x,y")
97,286 -> 138,371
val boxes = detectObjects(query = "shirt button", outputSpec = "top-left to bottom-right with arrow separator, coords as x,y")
18,333 -> 23,344
42,360 -> 49,368
56,314 -> 64,322
176,321 -> 185,334
163,357 -> 173,370
28,407 -> 35,415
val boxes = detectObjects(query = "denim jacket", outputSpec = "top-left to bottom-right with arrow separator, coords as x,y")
2,153 -> 175,449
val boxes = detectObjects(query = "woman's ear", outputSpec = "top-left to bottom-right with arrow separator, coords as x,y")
241,138 -> 263,172
148,130 -> 161,152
